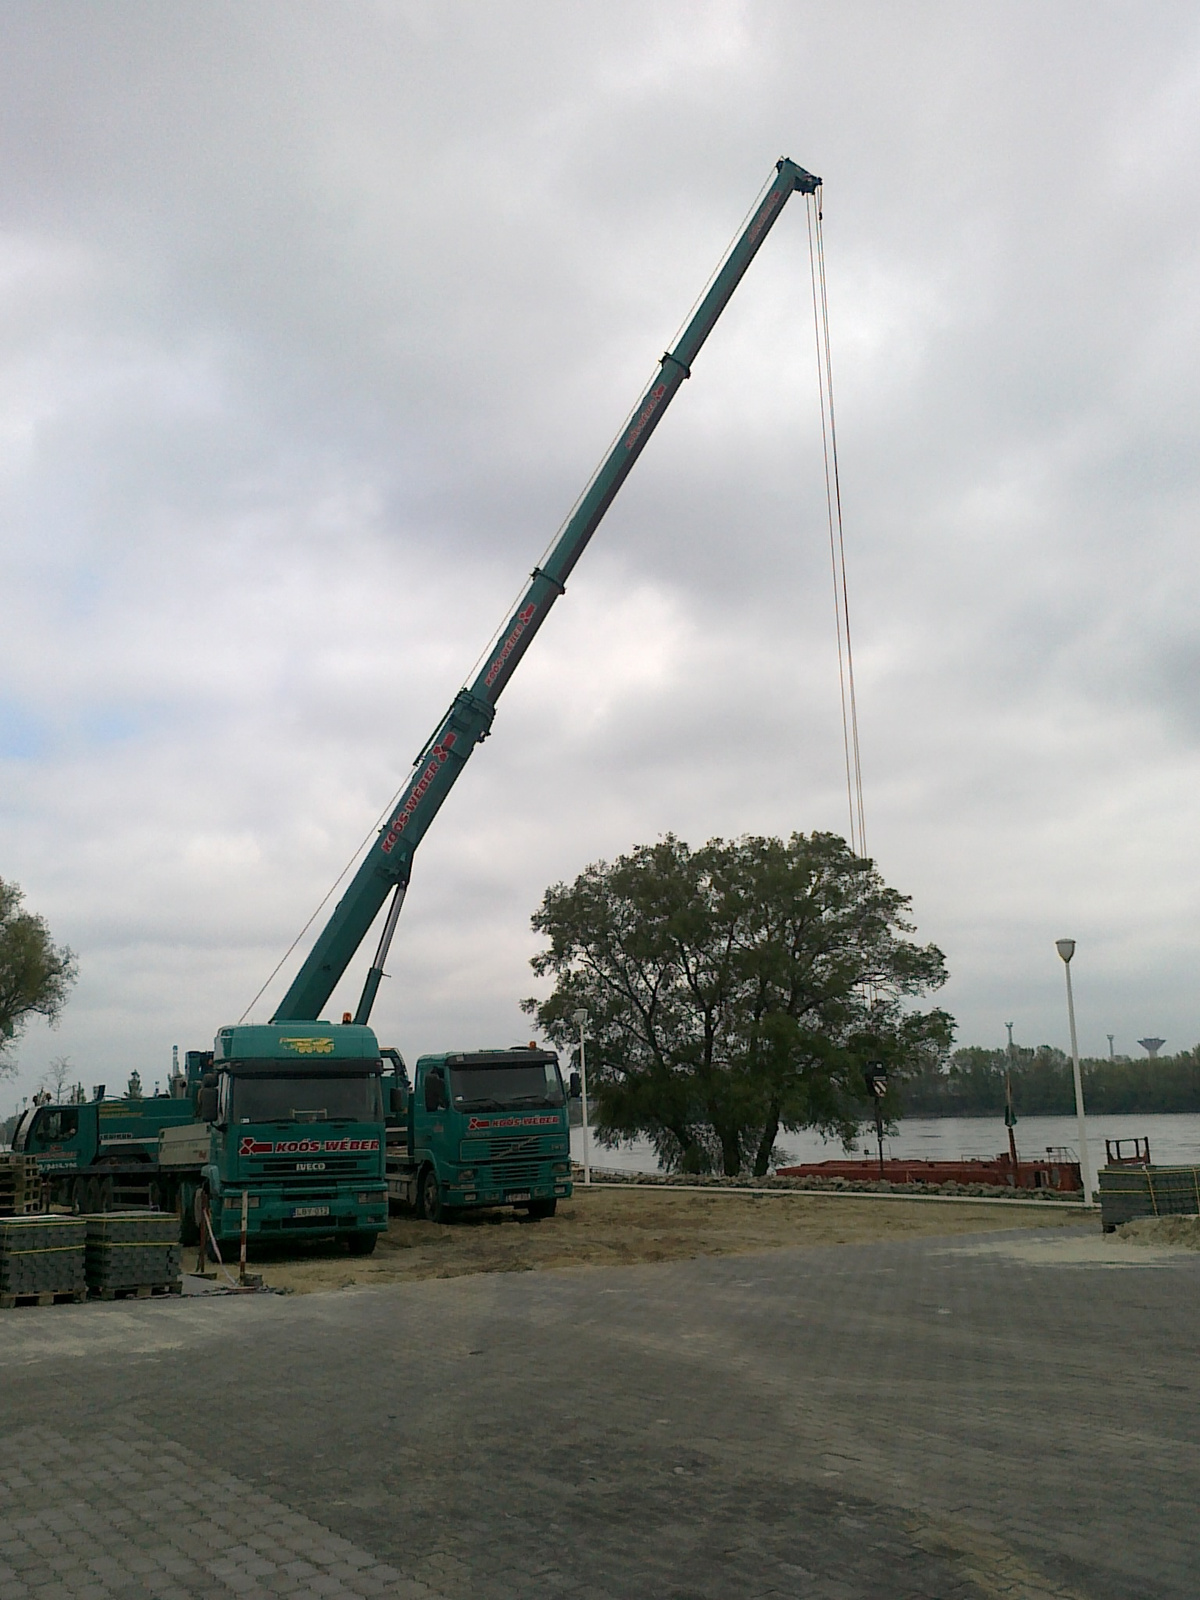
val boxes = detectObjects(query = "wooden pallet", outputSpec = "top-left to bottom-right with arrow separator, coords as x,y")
0,1289 -> 88,1309
88,1282 -> 183,1302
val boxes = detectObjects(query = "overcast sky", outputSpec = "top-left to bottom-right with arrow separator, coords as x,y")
3,1 -> 1199,1108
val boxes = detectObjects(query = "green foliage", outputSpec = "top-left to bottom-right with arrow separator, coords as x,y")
125,1070 -> 144,1101
904,1045 -> 1200,1116
0,878 -> 77,1079
523,832 -> 953,1177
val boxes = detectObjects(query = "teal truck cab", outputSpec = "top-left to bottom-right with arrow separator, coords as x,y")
199,1021 -> 388,1254
384,1046 -> 572,1222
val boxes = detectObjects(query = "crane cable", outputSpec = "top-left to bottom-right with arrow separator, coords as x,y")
806,189 -> 867,861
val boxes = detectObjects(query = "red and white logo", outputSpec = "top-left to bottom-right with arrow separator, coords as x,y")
484,604 -> 537,689
380,734 -> 458,855
238,1135 -> 381,1156
466,1115 -> 559,1131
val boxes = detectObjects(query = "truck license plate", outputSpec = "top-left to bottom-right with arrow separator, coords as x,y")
292,1205 -> 330,1219
507,1191 -> 531,1202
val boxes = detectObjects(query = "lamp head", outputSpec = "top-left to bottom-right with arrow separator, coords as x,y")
571,1008 -> 589,1026
1055,938 -> 1076,964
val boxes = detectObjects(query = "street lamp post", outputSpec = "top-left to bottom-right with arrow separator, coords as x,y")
1055,939 -> 1094,1205
572,1008 -> 591,1185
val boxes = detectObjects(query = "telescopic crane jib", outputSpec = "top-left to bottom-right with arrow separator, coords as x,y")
270,157 -> 822,1027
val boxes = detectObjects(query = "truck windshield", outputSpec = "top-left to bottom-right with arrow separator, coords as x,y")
230,1073 -> 383,1125
449,1060 -> 564,1112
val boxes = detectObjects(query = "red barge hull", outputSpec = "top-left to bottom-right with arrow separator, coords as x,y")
775,1152 -> 1082,1193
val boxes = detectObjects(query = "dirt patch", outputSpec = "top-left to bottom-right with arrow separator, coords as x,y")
238,1186 -> 1084,1296
1117,1214 -> 1200,1249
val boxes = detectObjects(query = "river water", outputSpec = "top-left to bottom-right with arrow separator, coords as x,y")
571,1112 -> 1200,1177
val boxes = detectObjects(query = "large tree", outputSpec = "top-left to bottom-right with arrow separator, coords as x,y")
523,832 -> 952,1177
0,878 -> 77,1079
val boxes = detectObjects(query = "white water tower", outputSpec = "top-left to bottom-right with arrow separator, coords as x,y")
1138,1037 -> 1166,1059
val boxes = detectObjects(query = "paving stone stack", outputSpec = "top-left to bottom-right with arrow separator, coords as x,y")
1099,1164 -> 1200,1230
0,1215 -> 87,1303
0,1153 -> 44,1216
85,1211 -> 181,1295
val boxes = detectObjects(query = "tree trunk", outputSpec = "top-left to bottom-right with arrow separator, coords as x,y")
718,1125 -> 741,1178
753,1099 -> 780,1177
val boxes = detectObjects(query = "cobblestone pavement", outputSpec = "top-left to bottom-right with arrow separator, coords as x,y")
1,1226 -> 1197,1599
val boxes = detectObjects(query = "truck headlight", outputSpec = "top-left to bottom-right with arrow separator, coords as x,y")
552,1162 -> 570,1174
223,1194 -> 259,1209
357,1192 -> 385,1205
458,1169 -> 475,1181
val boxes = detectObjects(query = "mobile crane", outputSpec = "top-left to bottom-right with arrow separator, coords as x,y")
23,159 -> 822,1241
265,157 -> 823,1225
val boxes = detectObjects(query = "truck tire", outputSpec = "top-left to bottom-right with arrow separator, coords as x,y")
419,1166 -> 445,1224
522,1198 -> 557,1220
83,1176 -> 103,1214
344,1231 -> 378,1255
71,1176 -> 88,1214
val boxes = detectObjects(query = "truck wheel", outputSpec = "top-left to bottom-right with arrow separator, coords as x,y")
83,1177 -> 102,1214
344,1231 -> 378,1256
419,1167 -> 445,1224
71,1177 -> 87,1214
98,1175 -> 114,1212
522,1198 -> 557,1220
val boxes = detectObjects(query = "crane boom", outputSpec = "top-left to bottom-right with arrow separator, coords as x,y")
272,157 -> 821,1024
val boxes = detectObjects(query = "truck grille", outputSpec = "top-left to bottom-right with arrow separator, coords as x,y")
488,1157 -> 544,1187
256,1155 -> 375,1178
460,1135 -> 567,1162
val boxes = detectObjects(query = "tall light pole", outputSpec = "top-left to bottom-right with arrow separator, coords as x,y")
572,1008 -> 591,1185
1055,939 -> 1094,1205
1003,1021 -> 1019,1184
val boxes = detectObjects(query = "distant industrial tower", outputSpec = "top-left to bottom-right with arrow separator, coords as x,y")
1138,1037 -> 1166,1058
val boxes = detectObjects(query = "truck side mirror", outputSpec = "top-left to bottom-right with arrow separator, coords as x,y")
390,1085 -> 408,1117
569,1071 -> 582,1099
197,1087 -> 218,1122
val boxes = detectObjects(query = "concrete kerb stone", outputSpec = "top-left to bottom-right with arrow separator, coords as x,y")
574,1177 -> 1098,1211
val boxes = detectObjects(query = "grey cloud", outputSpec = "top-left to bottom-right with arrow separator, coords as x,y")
3,2 -> 1200,1105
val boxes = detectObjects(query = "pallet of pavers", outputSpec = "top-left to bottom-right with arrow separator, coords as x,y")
1099,1164 -> 1200,1230
0,1215 -> 87,1308
0,1153 -> 44,1217
85,1211 -> 182,1301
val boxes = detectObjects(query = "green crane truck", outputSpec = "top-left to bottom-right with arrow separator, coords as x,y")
250,160 -> 822,1226
13,1023 -> 389,1254
383,1046 -> 572,1221
21,159 -> 822,1242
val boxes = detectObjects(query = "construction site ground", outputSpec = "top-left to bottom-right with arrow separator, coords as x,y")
4,1207 -> 1199,1599
237,1182 -> 1085,1295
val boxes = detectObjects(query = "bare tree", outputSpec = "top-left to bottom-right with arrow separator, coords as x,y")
41,1055 -> 73,1102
